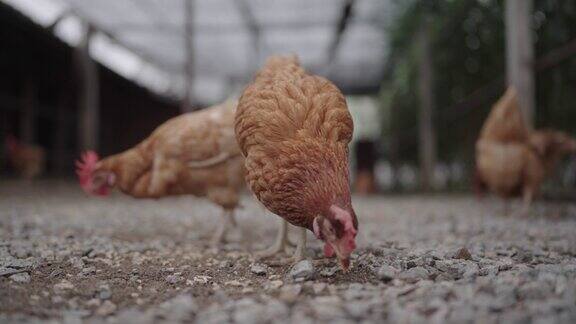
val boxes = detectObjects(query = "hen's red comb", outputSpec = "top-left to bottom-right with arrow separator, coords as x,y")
75,151 -> 99,188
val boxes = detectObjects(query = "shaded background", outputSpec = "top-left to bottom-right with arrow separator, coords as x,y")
0,0 -> 575,194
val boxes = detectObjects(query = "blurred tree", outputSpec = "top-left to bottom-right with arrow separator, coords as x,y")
380,0 -> 576,171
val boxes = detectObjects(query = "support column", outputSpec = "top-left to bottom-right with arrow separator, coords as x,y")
53,88 -> 68,173
20,78 -> 36,144
505,0 -> 535,126
182,0 -> 195,112
417,17 -> 437,191
76,23 -> 99,151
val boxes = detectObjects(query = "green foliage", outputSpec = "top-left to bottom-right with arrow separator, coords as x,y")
380,0 -> 576,163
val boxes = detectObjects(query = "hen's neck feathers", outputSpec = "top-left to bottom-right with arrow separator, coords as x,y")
96,146 -> 149,191
274,139 -> 352,227
255,56 -> 305,84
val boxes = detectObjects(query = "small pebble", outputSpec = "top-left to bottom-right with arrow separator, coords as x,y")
377,265 -> 399,282
10,272 -> 30,283
400,266 -> 429,283
250,263 -> 268,276
454,248 -> 472,260
288,260 -> 315,281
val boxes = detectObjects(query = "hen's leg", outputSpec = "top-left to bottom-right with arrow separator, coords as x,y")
256,218 -> 288,259
517,187 -> 534,217
210,209 -> 232,248
228,210 -> 237,227
293,227 -> 307,261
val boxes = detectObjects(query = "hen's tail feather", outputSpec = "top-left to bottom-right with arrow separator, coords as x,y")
480,87 -> 528,143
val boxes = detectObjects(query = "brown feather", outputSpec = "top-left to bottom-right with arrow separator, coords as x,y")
235,55 -> 356,230
94,100 -> 245,208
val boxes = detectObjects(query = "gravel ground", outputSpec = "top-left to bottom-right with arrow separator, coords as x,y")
1,180 -> 576,323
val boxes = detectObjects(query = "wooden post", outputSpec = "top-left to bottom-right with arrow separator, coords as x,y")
417,17 -> 437,191
505,0 -> 534,126
182,0 -> 194,112
388,95 -> 400,191
235,0 -> 262,75
76,23 -> 99,151
20,78 -> 36,144
53,88 -> 68,174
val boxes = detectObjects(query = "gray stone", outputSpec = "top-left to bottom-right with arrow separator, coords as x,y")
158,294 -> 198,322
81,266 -> 96,276
279,284 -> 302,302
166,274 -> 183,284
400,266 -> 429,283
95,300 -> 117,316
320,266 -> 339,277
98,285 -> 112,300
232,298 -> 265,324
5,258 -> 35,269
311,296 -> 345,321
344,300 -> 373,318
289,260 -> 315,281
10,245 -> 31,259
263,300 -> 290,321
518,281 -> 554,300
250,263 -> 268,276
9,272 -> 30,283
69,257 -> 85,269
54,280 -> 75,293
312,282 -> 327,294
377,265 -> 399,282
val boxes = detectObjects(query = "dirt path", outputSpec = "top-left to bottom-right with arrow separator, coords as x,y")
1,180 -> 576,323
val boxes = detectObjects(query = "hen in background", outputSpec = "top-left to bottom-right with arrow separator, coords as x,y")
5,135 -> 45,180
76,100 -> 245,246
475,87 -> 576,215
235,55 -> 358,270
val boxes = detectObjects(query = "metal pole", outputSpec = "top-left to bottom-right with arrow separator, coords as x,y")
182,0 -> 194,112
20,78 -> 36,145
417,17 -> 437,191
76,22 -> 99,151
505,0 -> 534,126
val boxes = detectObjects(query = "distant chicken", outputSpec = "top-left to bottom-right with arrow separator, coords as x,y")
5,135 -> 45,180
475,87 -> 576,214
235,55 -> 358,270
76,100 -> 245,246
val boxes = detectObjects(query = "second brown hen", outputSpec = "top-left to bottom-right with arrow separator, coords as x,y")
76,100 -> 245,246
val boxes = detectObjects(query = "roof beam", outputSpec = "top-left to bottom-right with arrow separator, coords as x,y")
326,0 -> 355,74
234,0 -> 271,72
100,18 -> 386,35
182,0 -> 195,111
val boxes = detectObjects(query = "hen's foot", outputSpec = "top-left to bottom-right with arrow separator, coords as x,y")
210,210 -> 234,249
292,227 -> 307,261
255,219 -> 289,259
260,227 -> 307,266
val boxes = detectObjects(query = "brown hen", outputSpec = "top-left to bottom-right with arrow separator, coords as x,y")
76,100 -> 245,246
5,135 -> 45,180
235,55 -> 358,270
475,87 -> 576,215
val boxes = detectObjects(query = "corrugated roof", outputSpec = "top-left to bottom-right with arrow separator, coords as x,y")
6,0 -> 392,103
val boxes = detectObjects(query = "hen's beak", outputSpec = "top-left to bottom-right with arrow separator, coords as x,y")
339,257 -> 351,272
332,245 -> 352,272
